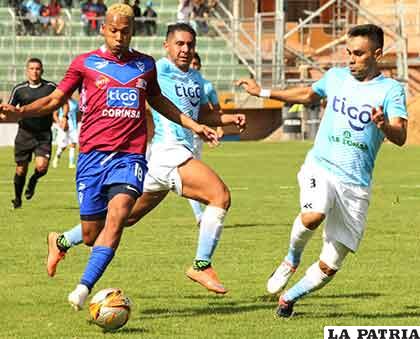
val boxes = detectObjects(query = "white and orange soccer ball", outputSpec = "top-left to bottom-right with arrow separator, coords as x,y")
89,288 -> 132,332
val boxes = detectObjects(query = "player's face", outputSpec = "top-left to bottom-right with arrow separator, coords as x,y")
165,30 -> 196,72
346,36 -> 381,81
26,62 -> 42,84
102,14 -> 133,56
190,57 -> 201,71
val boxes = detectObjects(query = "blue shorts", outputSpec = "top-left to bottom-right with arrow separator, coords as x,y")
76,151 -> 147,219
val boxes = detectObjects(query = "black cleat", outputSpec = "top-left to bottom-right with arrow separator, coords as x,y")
276,296 -> 294,318
12,198 -> 22,209
24,178 -> 37,200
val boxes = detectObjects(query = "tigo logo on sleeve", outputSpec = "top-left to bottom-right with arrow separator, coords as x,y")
107,88 -> 139,108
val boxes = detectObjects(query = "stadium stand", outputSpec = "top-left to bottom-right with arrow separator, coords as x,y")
0,0 -> 251,100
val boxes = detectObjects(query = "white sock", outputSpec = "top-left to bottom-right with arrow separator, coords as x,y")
188,198 -> 203,223
285,215 -> 314,267
283,261 -> 334,302
69,147 -> 75,166
195,206 -> 226,262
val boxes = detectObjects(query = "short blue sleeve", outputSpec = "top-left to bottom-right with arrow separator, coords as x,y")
204,81 -> 219,105
311,68 -> 340,98
197,73 -> 208,106
383,84 -> 407,120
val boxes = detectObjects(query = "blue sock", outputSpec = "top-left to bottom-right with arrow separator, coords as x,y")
63,223 -> 83,247
283,262 -> 332,303
80,246 -> 115,290
285,247 -> 303,268
195,206 -> 226,262
188,199 -> 203,223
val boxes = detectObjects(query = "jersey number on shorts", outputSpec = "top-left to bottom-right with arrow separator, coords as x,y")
134,163 -> 143,182
310,177 -> 316,188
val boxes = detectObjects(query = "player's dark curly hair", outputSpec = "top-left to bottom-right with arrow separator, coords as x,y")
347,24 -> 384,50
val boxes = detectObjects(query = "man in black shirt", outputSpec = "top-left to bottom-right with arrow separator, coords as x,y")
8,58 -> 58,209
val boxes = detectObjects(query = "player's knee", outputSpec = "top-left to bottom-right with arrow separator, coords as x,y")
82,232 -> 96,246
212,183 -> 230,210
35,166 -> 48,176
16,167 -> 27,176
301,212 -> 325,230
319,260 -> 338,276
319,238 -> 349,275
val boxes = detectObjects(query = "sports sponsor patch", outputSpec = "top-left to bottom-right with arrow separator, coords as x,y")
106,87 -> 139,108
135,78 -> 147,90
95,75 -> 110,89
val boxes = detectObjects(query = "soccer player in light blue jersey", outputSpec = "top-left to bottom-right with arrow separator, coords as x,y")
52,97 -> 79,169
123,23 -> 245,294
188,52 -> 224,224
237,24 -> 407,317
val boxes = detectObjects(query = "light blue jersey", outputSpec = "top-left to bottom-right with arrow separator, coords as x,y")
58,98 -> 79,131
307,67 -> 407,186
203,78 -> 219,106
152,58 -> 208,151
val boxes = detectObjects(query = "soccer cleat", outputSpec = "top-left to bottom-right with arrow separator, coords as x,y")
186,266 -> 228,294
276,296 -> 294,318
47,232 -> 66,277
24,178 -> 37,200
52,157 -> 58,168
68,164 -> 76,169
68,284 -> 89,311
11,198 -> 22,209
267,260 -> 297,294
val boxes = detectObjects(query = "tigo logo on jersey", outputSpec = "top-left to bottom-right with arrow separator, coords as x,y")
332,96 -> 372,131
107,87 -> 139,108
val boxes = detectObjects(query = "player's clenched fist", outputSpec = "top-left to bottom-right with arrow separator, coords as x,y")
371,106 -> 386,130
0,103 -> 21,118
236,78 -> 261,97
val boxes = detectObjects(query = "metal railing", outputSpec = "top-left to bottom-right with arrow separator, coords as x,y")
212,0 -> 413,90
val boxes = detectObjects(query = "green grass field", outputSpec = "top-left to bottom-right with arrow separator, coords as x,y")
1,141 -> 420,338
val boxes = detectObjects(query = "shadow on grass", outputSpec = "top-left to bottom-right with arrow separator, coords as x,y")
300,310 -> 420,319
140,302 -> 273,319
310,292 -> 382,299
224,222 -> 280,229
119,327 -> 149,334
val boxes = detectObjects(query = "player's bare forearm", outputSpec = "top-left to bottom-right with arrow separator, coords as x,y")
270,87 -> 319,104
381,119 -> 407,146
147,95 -> 219,145
147,94 -> 200,131
236,78 -> 319,104
372,107 -> 407,146
199,112 -> 233,126
22,89 -> 67,117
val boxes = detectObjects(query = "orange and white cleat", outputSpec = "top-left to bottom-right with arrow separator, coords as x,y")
47,232 -> 66,277
186,266 -> 228,294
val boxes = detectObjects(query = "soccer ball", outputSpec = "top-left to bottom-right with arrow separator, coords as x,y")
89,288 -> 132,332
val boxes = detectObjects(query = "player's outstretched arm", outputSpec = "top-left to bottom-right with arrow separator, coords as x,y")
147,94 -> 219,146
371,106 -> 407,146
198,104 -> 246,133
236,78 -> 320,104
0,89 -> 67,119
